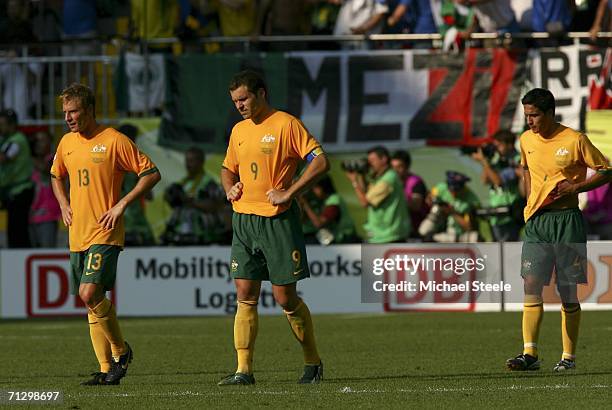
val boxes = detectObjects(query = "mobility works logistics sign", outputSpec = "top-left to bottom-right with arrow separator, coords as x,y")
2,244 -> 612,318
0,246 -> 374,318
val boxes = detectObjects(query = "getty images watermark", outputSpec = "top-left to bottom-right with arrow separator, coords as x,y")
361,244 -> 512,306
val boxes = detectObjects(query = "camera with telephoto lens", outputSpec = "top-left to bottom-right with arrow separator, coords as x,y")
460,143 -> 497,159
341,158 -> 369,174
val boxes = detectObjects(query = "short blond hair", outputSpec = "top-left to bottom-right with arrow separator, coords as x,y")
60,83 -> 96,113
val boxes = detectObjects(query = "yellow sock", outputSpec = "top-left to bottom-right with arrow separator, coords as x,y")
522,295 -> 543,357
561,304 -> 581,361
91,298 -> 126,360
284,299 -> 320,365
88,311 -> 112,373
234,300 -> 258,374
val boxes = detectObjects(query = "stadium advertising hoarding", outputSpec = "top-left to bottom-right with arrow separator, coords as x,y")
2,243 -> 611,318
158,45 -> 608,152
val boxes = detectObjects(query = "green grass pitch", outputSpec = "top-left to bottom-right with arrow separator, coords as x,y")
2,311 -> 611,409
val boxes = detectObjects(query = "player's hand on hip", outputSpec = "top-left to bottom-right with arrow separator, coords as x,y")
266,188 -> 291,205
60,205 -> 73,227
98,203 -> 126,230
227,181 -> 243,202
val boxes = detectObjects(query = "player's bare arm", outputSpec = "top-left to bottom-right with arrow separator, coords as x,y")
98,170 -> 161,230
266,154 -> 330,206
553,171 -> 611,200
221,166 -> 243,202
51,175 -> 73,226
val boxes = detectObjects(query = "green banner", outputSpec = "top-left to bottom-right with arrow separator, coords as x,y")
159,53 -> 287,151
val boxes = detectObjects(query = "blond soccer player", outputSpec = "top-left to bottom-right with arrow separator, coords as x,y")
51,84 -> 161,385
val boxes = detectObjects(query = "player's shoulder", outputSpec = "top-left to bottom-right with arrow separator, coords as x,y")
518,129 -> 533,144
57,131 -> 79,147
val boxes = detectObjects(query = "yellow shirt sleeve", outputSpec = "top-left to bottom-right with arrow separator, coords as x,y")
578,133 -> 608,170
222,131 -> 239,174
50,137 -> 67,179
115,133 -> 157,175
289,118 -> 321,159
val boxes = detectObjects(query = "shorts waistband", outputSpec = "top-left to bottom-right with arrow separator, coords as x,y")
533,207 -> 579,216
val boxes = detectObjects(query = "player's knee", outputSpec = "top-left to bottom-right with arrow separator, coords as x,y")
79,288 -> 101,307
274,293 -> 300,311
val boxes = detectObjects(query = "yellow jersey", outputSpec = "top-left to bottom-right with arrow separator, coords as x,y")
520,125 -> 608,221
223,110 -> 322,217
51,126 -> 157,251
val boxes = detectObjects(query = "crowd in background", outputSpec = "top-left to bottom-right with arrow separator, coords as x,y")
0,0 -> 610,54
1,105 -> 611,248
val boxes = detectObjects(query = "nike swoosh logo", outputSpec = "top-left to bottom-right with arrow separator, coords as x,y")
238,141 -> 244,146
85,271 -> 95,276
293,269 -> 303,276
528,151 -> 535,154
66,151 -> 74,156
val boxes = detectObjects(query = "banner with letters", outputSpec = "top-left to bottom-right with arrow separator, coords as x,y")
2,243 -> 612,318
157,45 -> 609,153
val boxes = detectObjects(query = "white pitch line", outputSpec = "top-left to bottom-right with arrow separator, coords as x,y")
63,383 -> 611,399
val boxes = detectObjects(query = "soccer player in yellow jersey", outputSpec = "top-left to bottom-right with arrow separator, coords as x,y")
218,70 -> 329,385
506,88 -> 611,372
51,84 -> 161,385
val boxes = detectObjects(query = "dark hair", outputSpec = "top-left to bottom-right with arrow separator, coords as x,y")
186,146 -> 205,162
314,176 -> 336,196
521,88 -> 555,116
0,109 -> 17,125
118,124 -> 138,142
367,145 -> 390,160
229,69 -> 267,96
60,83 -> 96,113
391,149 -> 411,169
492,130 -> 515,145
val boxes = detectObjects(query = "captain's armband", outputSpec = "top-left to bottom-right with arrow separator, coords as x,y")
305,147 -> 324,163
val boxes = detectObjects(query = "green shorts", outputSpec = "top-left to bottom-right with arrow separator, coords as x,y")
70,244 -> 121,295
230,202 -> 309,285
521,208 -> 587,286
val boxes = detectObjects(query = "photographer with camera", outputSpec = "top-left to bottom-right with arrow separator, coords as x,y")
471,130 -> 524,241
344,146 -> 411,243
419,171 -> 480,242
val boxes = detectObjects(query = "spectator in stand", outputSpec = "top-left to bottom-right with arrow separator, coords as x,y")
0,109 -> 34,248
131,0 -> 180,53
209,0 -> 257,51
118,124 -> 156,246
0,0 -> 43,121
29,130 -> 61,248
390,150 -> 429,240
311,0 -> 342,34
62,0 -> 99,58
532,0 -> 575,46
589,0 -> 612,41
334,0 -> 389,48
299,176 -> 358,245
386,0 -> 438,48
260,0 -> 312,51
438,0 -> 475,51
457,0 -> 520,46
385,0 -> 411,34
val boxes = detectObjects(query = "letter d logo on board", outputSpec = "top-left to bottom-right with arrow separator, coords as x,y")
26,254 -> 116,317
